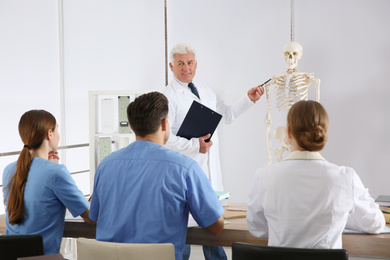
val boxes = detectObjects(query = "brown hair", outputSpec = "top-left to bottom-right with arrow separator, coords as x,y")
287,100 -> 329,151
127,92 -> 168,137
7,110 -> 56,225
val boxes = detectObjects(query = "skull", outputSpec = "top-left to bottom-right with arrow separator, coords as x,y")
283,42 -> 303,70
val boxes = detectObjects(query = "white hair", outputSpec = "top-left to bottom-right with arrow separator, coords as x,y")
169,43 -> 197,64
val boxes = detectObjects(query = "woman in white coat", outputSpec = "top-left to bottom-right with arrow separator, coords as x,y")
247,100 -> 385,249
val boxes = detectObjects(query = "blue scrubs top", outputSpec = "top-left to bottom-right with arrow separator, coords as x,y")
90,141 -> 224,260
3,157 -> 89,254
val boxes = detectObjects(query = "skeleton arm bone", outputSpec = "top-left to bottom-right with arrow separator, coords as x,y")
264,81 -> 273,165
314,77 -> 320,102
303,73 -> 321,102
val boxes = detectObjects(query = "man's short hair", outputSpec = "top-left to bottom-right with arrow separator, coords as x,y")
169,43 -> 197,64
127,92 -> 168,137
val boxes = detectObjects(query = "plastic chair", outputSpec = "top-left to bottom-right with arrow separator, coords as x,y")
232,242 -> 348,260
77,237 -> 175,260
0,234 -> 44,260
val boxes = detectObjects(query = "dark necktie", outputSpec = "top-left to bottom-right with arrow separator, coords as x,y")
188,82 -> 200,99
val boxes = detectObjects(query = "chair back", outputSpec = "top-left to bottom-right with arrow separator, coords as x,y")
0,234 -> 44,260
232,242 -> 348,260
77,238 -> 175,260
17,254 -> 64,259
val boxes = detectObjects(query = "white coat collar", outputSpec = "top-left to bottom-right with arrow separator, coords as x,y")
169,77 -> 201,100
173,76 -> 188,87
283,151 -> 327,161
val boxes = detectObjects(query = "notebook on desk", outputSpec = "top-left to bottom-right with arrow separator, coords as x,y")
376,195 -> 390,206
343,225 -> 390,234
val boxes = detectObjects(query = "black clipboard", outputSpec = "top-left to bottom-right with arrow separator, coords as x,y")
177,101 -> 222,142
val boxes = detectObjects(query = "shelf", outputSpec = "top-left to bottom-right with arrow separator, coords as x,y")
88,90 -> 152,192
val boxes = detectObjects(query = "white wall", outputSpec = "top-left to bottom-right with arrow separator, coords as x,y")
0,0 -> 61,155
167,0 -> 390,203
0,0 -> 164,214
1,0 -> 389,213
0,0 -> 62,211
291,0 -> 390,201
61,0 -> 165,179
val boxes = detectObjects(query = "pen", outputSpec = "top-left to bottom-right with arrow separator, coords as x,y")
260,79 -> 271,86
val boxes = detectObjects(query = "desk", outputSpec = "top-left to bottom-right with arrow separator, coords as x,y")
1,208 -> 390,258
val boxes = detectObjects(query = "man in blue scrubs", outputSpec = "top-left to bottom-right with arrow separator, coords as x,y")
89,92 -> 225,260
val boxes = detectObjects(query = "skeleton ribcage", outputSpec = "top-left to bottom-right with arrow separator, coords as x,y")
273,83 -> 309,111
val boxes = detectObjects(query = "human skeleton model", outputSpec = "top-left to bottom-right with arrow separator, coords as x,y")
263,42 -> 320,165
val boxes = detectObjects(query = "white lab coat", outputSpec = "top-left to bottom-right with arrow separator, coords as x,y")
163,79 -> 255,191
247,151 -> 385,249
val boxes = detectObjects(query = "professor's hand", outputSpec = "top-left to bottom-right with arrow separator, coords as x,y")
48,151 -> 59,162
248,85 -> 265,102
199,134 -> 213,154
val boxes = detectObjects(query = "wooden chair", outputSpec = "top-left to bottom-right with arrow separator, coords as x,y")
77,237 -> 175,260
232,242 -> 348,260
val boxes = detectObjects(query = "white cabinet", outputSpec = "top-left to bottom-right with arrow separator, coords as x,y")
88,90 -> 153,192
